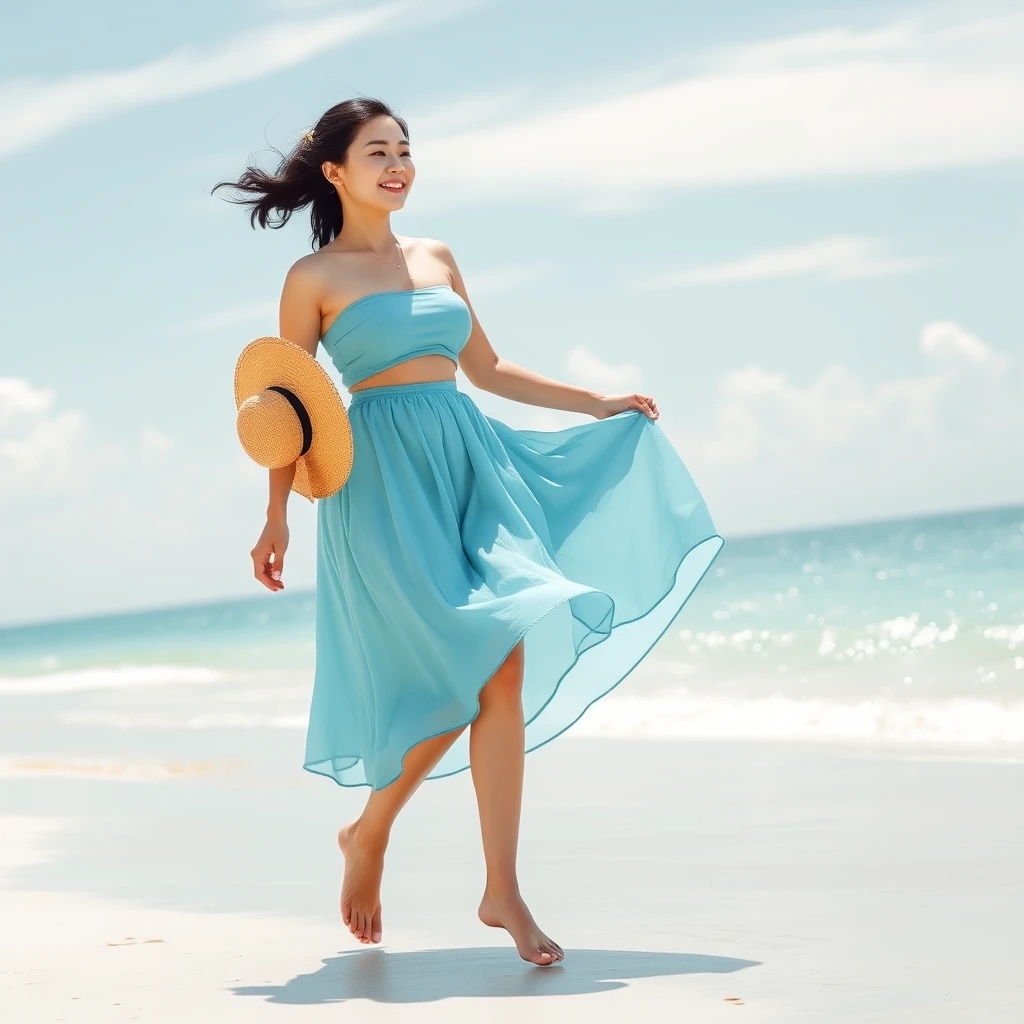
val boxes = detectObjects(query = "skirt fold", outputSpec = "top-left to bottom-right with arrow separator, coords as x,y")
305,379 -> 723,790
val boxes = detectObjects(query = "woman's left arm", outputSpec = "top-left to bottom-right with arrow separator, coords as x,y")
437,242 -> 658,422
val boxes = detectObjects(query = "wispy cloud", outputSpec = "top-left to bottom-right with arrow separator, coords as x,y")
179,302 -> 279,334
416,10 -> 1024,210
919,321 -> 1011,370
635,236 -> 933,289
0,1 -> 429,160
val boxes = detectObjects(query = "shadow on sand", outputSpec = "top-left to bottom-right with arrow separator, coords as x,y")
231,946 -> 760,1004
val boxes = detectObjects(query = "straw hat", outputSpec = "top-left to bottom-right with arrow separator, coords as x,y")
234,336 -> 354,502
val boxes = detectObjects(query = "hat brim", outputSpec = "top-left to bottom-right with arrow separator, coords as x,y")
234,337 -> 354,501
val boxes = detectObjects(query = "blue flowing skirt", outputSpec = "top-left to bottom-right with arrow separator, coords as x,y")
306,379 -> 724,789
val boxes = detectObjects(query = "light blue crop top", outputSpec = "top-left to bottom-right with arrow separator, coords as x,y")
319,284 -> 472,389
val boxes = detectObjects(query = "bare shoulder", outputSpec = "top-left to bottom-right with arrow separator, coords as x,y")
415,235 -> 454,259
281,250 -> 342,310
279,251 -> 322,295
412,236 -> 463,283
286,249 -> 333,286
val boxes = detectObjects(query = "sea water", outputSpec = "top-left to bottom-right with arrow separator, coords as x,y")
1,504 -> 1021,775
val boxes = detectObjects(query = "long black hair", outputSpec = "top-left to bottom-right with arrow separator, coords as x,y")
212,96 -> 409,251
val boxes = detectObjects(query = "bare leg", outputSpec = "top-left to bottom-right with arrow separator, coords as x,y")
470,639 -> 564,965
339,723 -> 465,945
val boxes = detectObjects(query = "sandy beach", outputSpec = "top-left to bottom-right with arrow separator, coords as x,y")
2,736 -> 1022,1022
3,0 -> 1023,1017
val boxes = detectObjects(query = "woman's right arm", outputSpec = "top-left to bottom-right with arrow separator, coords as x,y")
250,257 -> 326,593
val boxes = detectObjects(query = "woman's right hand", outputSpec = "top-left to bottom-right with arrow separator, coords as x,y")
251,515 -> 289,592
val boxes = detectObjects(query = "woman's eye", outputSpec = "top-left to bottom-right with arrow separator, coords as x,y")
372,151 -> 411,157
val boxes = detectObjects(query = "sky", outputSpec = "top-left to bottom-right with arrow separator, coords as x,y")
1,0 -> 1022,626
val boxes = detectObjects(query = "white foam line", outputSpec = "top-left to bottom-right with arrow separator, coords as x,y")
0,665 -> 228,695
570,692 -> 1024,746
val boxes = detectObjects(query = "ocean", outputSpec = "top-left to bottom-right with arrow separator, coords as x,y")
1,504 -> 1022,778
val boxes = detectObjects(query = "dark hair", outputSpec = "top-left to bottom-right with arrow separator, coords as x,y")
211,96 -> 409,251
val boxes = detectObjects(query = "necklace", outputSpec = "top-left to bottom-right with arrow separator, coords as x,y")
336,237 -> 404,269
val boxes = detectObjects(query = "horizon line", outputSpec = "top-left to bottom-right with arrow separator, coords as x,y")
1,498 -> 1021,635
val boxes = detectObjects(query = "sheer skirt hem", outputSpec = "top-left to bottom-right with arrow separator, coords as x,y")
302,533 -> 725,791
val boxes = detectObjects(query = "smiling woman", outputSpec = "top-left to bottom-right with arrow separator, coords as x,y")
210,98 -> 421,257
210,95 -> 723,967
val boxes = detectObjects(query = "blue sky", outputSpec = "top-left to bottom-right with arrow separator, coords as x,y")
2,0 -> 1022,625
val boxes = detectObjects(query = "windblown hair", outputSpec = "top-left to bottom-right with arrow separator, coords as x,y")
212,96 -> 408,251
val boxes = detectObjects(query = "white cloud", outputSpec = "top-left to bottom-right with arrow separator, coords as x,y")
673,320 -> 1017,470
139,428 -> 175,459
0,1 -> 430,160
637,236 -> 933,289
919,320 -> 1010,369
416,10 -> 1024,211
687,362 -> 937,464
0,382 -> 281,623
8,7 -> 1022,208
1,409 -> 87,477
0,379 -> 91,494
0,378 -> 54,423
0,378 -> 128,499
663,319 -> 1022,535
565,345 -> 641,392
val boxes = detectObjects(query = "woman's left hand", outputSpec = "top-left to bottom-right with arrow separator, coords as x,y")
591,392 -> 659,420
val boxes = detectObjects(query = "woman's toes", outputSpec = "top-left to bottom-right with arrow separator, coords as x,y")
370,907 -> 382,943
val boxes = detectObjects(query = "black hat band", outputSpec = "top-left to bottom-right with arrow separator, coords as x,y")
267,386 -> 313,457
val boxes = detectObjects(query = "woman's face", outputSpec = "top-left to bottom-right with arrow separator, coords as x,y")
329,116 -> 415,209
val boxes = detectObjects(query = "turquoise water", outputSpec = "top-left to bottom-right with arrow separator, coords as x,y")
1,504 -> 1022,751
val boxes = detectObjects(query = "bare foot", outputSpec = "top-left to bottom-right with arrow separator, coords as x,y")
478,888 -> 564,966
337,822 -> 385,945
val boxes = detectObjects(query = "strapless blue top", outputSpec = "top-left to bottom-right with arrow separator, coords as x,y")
319,284 -> 472,389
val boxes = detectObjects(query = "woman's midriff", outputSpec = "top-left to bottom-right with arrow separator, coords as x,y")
348,354 -> 458,393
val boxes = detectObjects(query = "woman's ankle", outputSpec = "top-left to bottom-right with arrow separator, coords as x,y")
350,817 -> 391,853
482,877 -> 521,901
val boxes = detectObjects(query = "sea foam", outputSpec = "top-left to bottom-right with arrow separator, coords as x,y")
571,689 -> 1024,746
0,665 -> 228,695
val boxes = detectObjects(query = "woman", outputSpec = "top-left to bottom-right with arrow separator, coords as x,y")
214,97 -> 723,967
